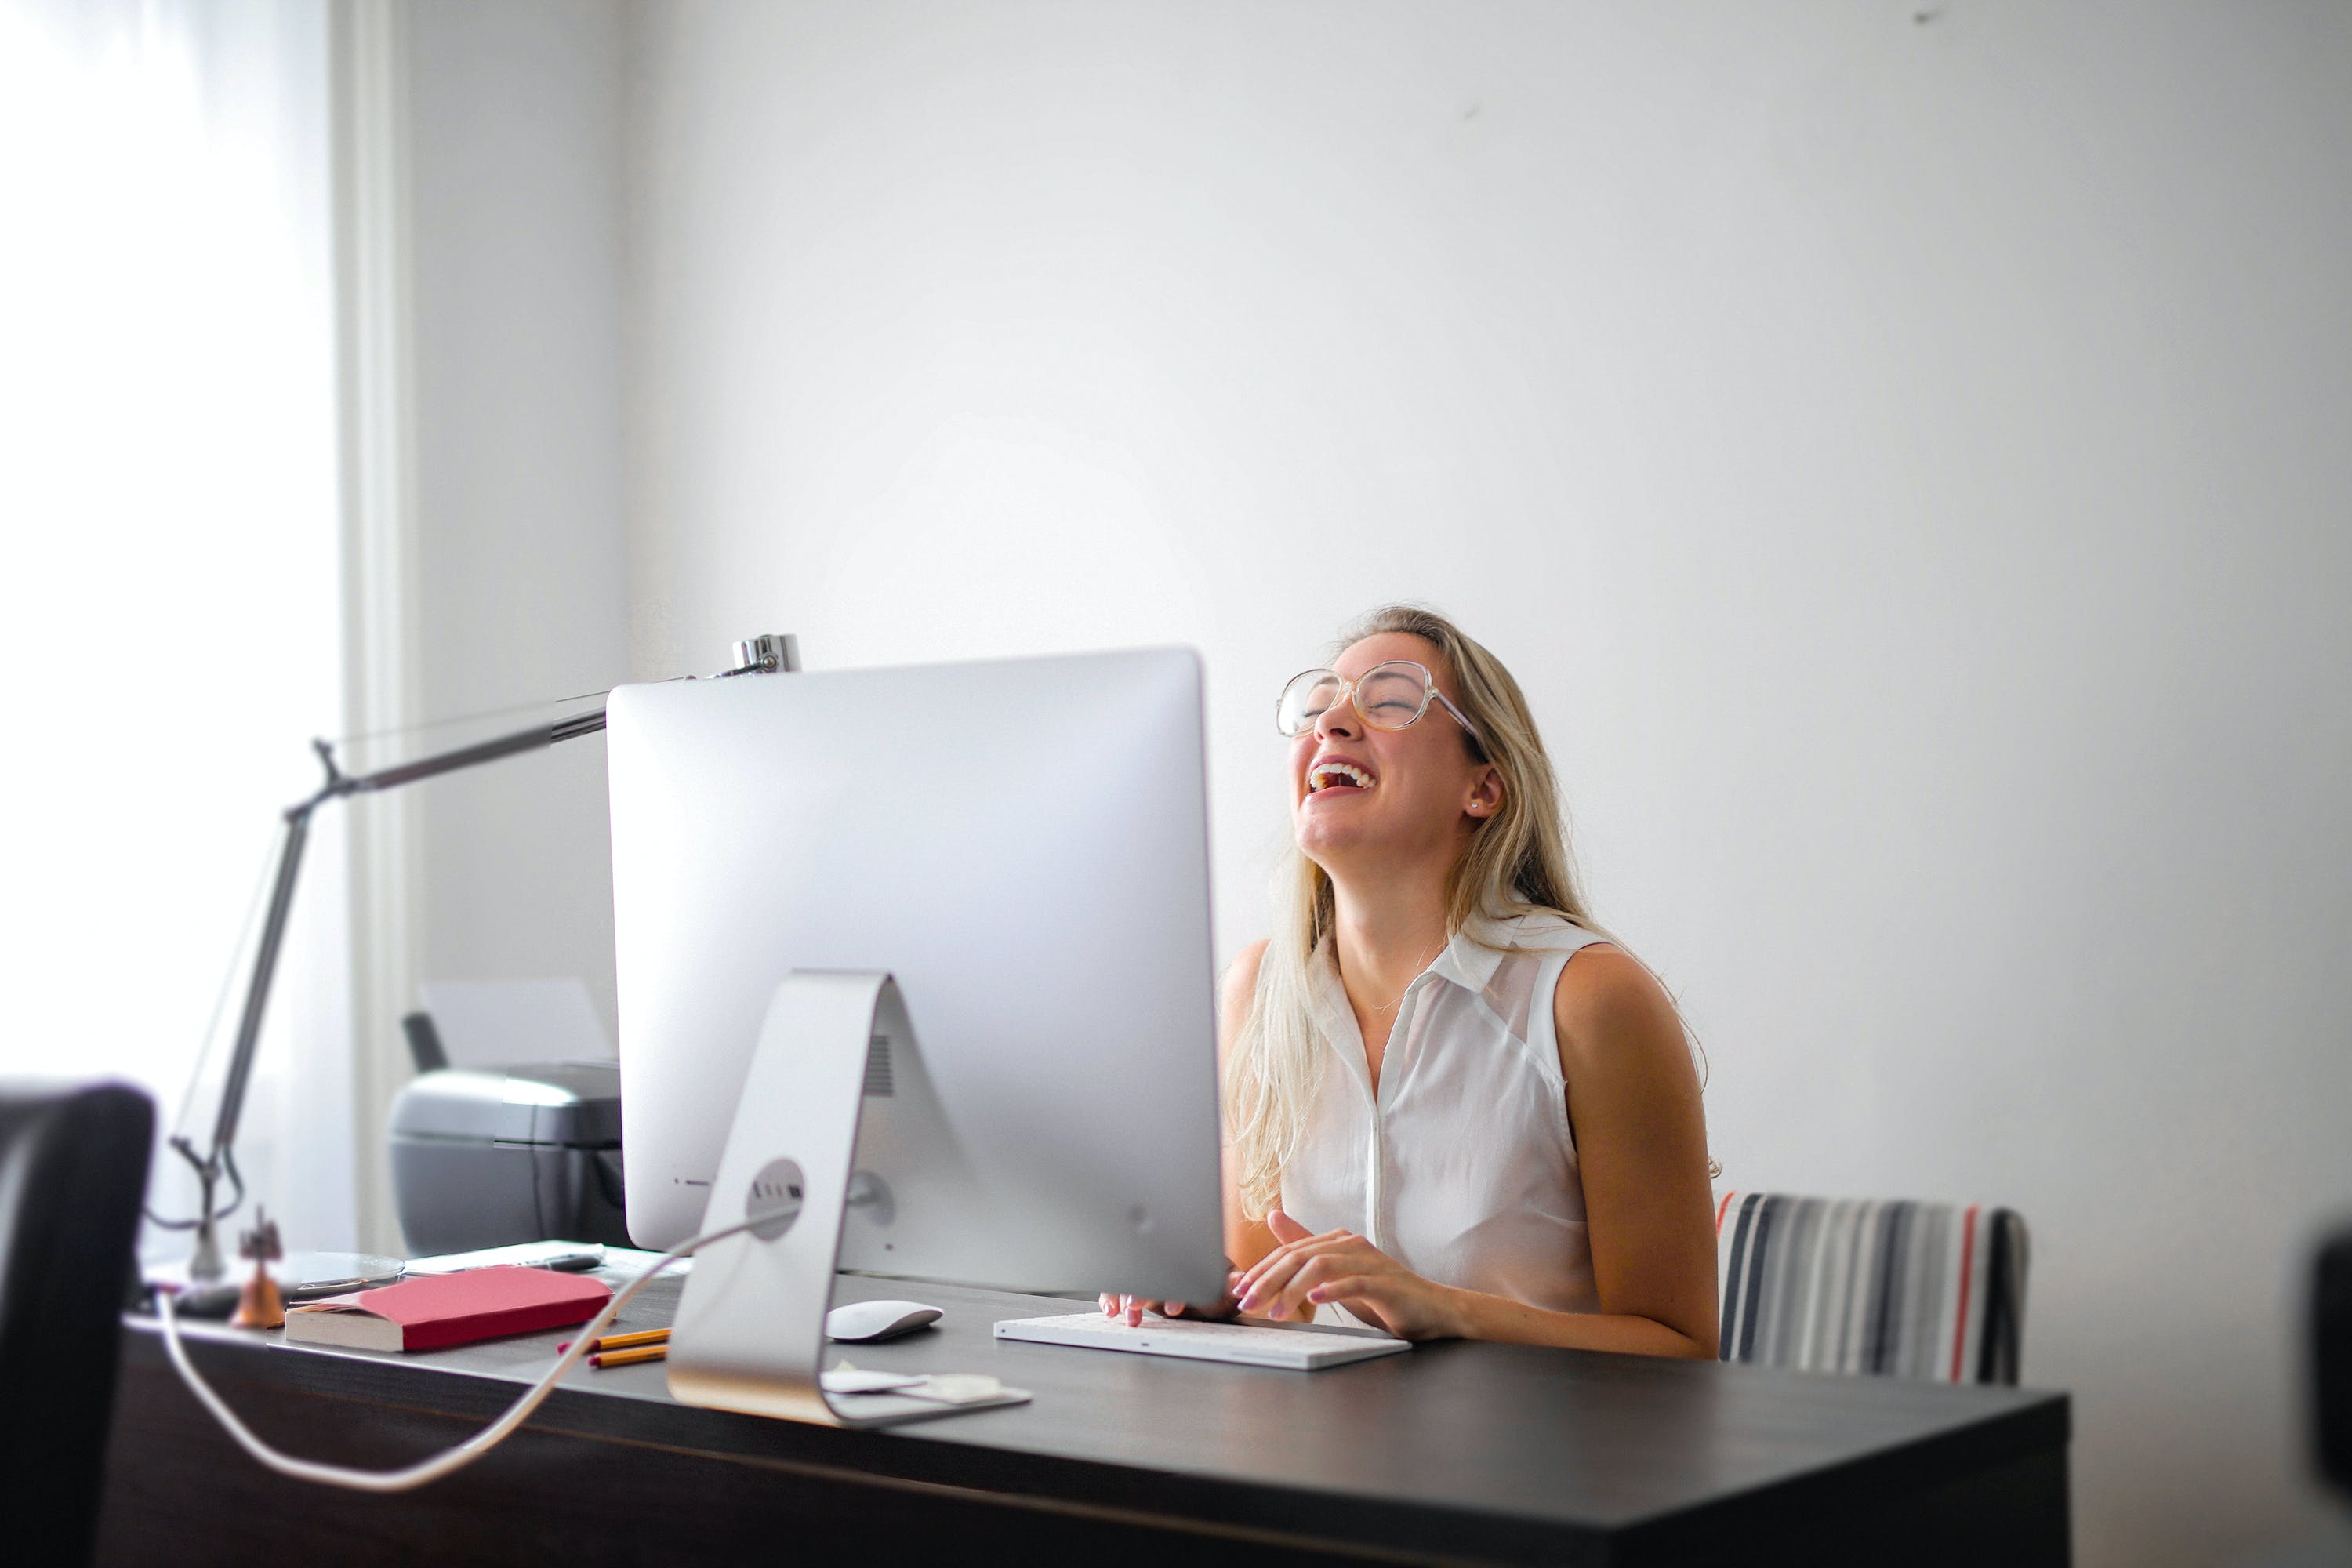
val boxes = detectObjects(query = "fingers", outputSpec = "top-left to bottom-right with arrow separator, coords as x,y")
1234,1229 -> 1352,1306
1109,1253 -> 1367,1329
1232,1236 -> 1299,1299
1102,1294 -> 1202,1326
1265,1207 -> 1314,1244
1238,1238 -> 1356,1320
1117,1250 -> 1347,1329
1304,1274 -> 1370,1308
1172,1276 -> 1244,1323
1255,1254 -> 1359,1323
1303,1274 -> 1399,1337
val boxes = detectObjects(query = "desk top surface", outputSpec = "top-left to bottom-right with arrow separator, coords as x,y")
134,1265 -> 2067,1562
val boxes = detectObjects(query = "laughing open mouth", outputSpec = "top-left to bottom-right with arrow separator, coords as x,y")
1308,761 -> 1375,793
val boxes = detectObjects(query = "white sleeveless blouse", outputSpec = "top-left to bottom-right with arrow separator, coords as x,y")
1279,909 -> 1610,1319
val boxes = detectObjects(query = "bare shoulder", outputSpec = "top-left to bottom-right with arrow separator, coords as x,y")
1223,938 -> 1271,1002
1217,939 -> 1271,1058
1551,942 -> 1690,1072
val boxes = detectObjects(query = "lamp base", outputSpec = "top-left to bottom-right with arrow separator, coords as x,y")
151,1250 -> 405,1307
277,1250 -> 407,1299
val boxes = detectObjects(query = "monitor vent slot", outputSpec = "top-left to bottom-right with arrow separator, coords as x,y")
863,1034 -> 894,1098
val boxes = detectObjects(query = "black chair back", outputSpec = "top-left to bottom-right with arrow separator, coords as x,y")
0,1082 -> 155,1566
2319,1225 -> 2352,1501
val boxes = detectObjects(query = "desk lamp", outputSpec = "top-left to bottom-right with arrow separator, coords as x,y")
156,634 -> 801,1290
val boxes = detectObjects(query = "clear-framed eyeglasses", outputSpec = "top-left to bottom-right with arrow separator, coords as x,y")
1275,660 -> 1486,753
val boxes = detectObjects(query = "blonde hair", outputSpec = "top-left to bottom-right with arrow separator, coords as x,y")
1224,604 -> 1701,1218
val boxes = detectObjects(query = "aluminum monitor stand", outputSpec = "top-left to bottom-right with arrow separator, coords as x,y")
666,971 -> 1029,1428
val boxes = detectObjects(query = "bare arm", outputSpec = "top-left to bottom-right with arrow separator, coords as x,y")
1220,938 -> 1279,1273
1236,942 -> 1719,1358
1446,945 -> 1719,1357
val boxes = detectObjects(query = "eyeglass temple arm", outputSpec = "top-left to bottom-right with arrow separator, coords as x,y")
1427,688 -> 1487,753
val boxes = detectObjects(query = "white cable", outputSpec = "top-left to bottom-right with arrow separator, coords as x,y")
154,1215 -> 762,1494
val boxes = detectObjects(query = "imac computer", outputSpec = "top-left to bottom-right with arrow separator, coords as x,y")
604,646 -> 1229,1424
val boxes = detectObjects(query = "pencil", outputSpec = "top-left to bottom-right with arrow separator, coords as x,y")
590,1343 -> 669,1368
560,1327 -> 672,1354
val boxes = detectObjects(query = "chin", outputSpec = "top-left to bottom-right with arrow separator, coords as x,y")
1294,818 -> 1367,866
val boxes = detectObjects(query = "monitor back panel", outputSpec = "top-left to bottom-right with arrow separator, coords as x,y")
606,647 -> 1225,1303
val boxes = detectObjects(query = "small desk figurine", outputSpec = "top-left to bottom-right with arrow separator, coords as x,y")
231,1208 -> 287,1330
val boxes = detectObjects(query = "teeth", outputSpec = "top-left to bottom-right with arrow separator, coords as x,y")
1310,762 -> 1374,793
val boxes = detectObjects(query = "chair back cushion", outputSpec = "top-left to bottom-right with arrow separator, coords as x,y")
1715,1190 -> 2028,1385
0,1081 -> 154,1565
2317,1225 -> 2352,1498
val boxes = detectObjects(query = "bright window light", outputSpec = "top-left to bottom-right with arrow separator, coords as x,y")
0,0 -> 354,1251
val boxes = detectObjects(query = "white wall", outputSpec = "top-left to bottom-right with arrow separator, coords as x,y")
619,3 -> 2352,1563
402,0 -> 630,1047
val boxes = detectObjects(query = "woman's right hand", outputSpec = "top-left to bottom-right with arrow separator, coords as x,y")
1098,1272 -> 1243,1328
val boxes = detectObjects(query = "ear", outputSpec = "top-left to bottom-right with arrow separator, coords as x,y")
1465,766 -> 1504,819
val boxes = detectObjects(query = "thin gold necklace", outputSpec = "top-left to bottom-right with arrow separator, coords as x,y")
1353,935 -> 1446,1017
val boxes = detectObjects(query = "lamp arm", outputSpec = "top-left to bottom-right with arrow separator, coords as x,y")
207,800 -> 318,1161
169,633 -> 799,1277
209,707 -> 590,1162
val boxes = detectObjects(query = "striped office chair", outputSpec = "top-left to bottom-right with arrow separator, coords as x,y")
1713,1190 -> 2030,1386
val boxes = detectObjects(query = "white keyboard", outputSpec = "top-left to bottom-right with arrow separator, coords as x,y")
994,1311 -> 1413,1370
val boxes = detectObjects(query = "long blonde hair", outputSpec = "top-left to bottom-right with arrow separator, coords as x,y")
1224,604 -> 1692,1218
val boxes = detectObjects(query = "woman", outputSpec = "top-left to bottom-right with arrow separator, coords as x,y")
1103,605 -> 1719,1356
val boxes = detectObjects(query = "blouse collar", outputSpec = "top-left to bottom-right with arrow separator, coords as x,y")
1309,906 -> 1530,1015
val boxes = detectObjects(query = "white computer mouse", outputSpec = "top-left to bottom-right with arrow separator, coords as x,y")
825,1298 -> 944,1342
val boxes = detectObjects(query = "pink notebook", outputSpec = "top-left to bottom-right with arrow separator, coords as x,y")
285,1265 -> 610,1352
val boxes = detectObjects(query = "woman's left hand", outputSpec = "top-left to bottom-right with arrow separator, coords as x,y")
1232,1209 -> 1466,1340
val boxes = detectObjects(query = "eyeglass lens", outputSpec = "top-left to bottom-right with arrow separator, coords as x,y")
1277,663 -> 1432,736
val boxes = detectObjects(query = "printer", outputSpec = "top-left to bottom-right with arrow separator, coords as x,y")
388,1060 -> 631,1255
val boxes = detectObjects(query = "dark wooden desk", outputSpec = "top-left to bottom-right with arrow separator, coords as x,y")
98,1272 -> 2068,1566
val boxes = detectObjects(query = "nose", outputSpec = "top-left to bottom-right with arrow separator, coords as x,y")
1312,690 -> 1361,743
